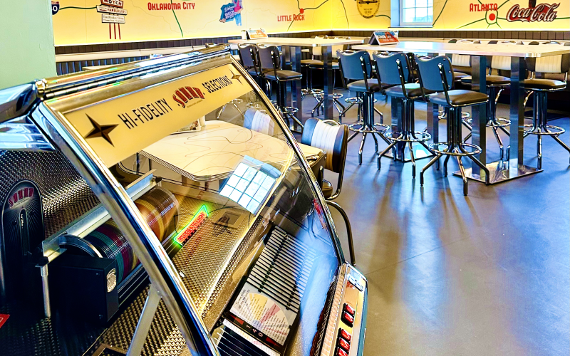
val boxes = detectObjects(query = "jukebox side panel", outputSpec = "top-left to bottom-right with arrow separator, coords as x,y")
1,180 -> 44,303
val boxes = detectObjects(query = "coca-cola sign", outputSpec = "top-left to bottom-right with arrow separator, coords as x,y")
506,2 -> 559,22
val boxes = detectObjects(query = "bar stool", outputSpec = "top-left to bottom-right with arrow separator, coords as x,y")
338,50 -> 390,164
523,45 -> 570,169
256,45 -> 304,132
460,40 -> 515,159
415,55 -> 490,195
301,118 -> 355,265
373,52 -> 432,177
238,44 -> 263,84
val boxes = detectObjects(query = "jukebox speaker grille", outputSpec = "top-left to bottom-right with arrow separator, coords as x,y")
0,150 -> 99,240
172,197 -> 265,329
247,226 -> 318,314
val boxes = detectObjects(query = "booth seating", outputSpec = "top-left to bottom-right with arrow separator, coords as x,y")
523,43 -> 570,169
301,118 -> 355,265
415,55 -> 490,196
256,45 -> 304,132
338,50 -> 390,164
373,52 -> 432,177
447,39 -> 472,82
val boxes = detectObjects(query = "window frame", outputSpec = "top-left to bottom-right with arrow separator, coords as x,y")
399,0 -> 434,27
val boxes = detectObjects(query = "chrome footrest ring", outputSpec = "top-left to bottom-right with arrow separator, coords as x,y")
524,124 -> 565,136
387,130 -> 431,143
429,142 -> 482,156
345,97 -> 363,104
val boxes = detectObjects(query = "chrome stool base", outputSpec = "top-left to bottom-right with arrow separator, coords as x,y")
281,106 -> 303,133
523,90 -> 570,169
377,130 -> 431,177
421,107 -> 490,196
346,93 -> 389,165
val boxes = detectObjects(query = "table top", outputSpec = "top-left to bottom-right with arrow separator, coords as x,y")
229,37 -> 366,47
353,41 -> 570,58
140,120 -> 323,181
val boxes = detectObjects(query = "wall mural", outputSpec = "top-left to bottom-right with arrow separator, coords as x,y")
51,0 -> 568,46
431,0 -> 569,29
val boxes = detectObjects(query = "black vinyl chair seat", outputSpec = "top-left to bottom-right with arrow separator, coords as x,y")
263,70 -> 303,81
453,71 -> 470,80
461,75 -> 511,85
347,79 -> 381,92
385,83 -> 434,99
522,78 -> 566,90
301,59 -> 323,65
428,90 -> 488,107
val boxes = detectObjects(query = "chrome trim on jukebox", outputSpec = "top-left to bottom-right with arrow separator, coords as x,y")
320,264 -> 368,356
228,56 -> 346,265
31,102 -> 218,356
39,45 -> 231,99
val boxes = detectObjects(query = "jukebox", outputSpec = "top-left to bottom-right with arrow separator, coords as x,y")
0,45 -> 367,356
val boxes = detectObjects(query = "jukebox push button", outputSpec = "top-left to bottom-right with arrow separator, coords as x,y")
335,347 -> 348,356
339,328 -> 352,342
343,303 -> 355,316
342,311 -> 354,326
338,336 -> 350,351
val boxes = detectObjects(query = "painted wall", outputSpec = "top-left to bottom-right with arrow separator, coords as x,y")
51,0 -> 569,46
429,0 -> 570,30
0,0 -> 56,89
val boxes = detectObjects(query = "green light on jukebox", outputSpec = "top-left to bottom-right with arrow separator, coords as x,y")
173,205 -> 208,245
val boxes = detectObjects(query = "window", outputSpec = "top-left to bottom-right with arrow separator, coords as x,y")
400,0 -> 433,26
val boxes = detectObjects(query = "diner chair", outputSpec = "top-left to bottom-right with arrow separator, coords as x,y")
460,40 -> 514,159
415,55 -> 490,196
373,52 -> 432,177
238,43 -> 264,85
338,50 -> 391,164
523,44 -> 570,169
301,118 -> 355,265
256,45 -> 304,132
436,40 -> 471,133
244,108 -> 275,136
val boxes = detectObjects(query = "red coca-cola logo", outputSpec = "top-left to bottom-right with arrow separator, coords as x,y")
506,2 -> 559,22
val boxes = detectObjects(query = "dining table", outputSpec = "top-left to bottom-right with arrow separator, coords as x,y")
353,41 -> 570,184
229,37 -> 366,122
139,120 -> 325,182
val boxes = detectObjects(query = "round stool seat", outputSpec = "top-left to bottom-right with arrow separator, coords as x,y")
333,93 -> 343,99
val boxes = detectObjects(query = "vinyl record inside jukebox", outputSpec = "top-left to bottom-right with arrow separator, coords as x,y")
0,46 -> 367,356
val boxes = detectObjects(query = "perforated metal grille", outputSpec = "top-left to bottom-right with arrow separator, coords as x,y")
90,287 -> 185,356
0,150 -> 99,239
172,195 -> 265,330
0,315 -> 62,356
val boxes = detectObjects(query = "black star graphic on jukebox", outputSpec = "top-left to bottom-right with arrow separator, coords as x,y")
230,69 -> 243,84
84,114 -> 119,146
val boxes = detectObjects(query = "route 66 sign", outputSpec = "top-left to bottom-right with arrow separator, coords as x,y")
357,0 -> 380,18
51,1 -> 59,15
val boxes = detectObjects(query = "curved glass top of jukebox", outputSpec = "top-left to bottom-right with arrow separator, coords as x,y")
0,45 -> 367,356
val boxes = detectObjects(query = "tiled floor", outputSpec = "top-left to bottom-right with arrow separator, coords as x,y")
302,92 -> 570,356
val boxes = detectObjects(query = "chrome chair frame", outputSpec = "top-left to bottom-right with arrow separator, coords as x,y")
338,50 -> 390,165
373,52 -> 432,177
416,56 -> 490,195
